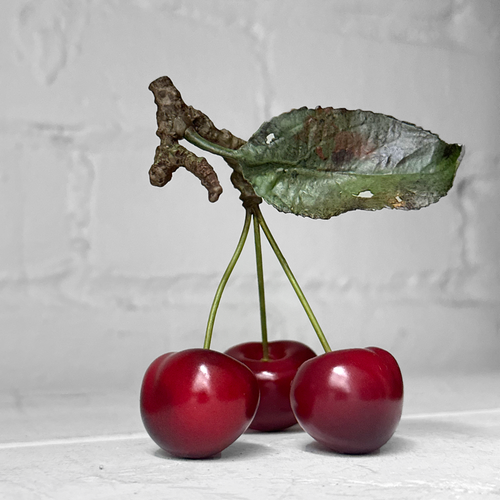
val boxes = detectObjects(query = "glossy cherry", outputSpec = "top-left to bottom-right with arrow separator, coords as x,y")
140,348 -> 260,458
225,340 -> 316,431
290,347 -> 403,454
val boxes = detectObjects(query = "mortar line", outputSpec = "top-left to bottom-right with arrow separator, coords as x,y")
0,432 -> 148,450
402,407 -> 500,420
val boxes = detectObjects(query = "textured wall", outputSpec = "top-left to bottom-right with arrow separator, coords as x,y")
1,0 -> 499,398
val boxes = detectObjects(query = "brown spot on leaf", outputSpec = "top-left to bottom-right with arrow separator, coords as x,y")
330,149 -> 354,166
316,146 -> 326,160
333,131 -> 375,158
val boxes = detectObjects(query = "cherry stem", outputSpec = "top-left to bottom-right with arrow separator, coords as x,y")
254,207 -> 332,353
184,127 -> 240,161
252,209 -> 269,361
203,210 -> 252,350
187,125 -> 330,352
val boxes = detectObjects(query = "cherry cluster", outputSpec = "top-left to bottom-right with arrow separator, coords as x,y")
141,77 -> 405,459
140,341 -> 403,459
139,200 -> 404,460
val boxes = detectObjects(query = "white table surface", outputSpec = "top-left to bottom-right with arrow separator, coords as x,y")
1,372 -> 499,499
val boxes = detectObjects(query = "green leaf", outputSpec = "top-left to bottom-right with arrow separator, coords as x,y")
233,107 -> 463,219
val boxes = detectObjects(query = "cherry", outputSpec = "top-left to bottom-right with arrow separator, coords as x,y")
225,340 -> 316,431
140,348 -> 260,459
290,347 -> 403,454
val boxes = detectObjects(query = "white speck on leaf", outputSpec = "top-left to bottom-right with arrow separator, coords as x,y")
266,133 -> 275,144
356,190 -> 373,198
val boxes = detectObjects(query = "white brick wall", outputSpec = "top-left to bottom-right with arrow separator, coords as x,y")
1,0 -> 499,398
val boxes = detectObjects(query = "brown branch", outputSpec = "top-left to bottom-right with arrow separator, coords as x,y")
148,76 -> 261,208
149,143 -> 222,202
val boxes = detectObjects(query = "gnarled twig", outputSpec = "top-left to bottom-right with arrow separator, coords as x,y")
148,76 -> 261,208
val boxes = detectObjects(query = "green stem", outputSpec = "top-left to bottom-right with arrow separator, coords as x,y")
252,210 -> 269,361
204,210 -> 252,349
184,126 -> 240,161
254,207 -> 332,353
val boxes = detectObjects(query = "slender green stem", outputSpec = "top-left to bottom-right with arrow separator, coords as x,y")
184,126 -> 240,161
252,210 -> 269,361
254,207 -> 332,353
204,210 -> 252,349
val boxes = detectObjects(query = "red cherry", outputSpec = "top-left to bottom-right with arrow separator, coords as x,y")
140,348 -> 260,459
290,347 -> 403,454
225,341 -> 316,431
